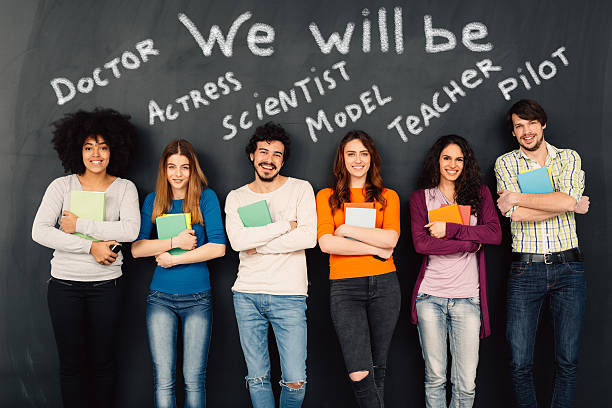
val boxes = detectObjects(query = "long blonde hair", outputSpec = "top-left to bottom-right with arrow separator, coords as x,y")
152,139 -> 208,225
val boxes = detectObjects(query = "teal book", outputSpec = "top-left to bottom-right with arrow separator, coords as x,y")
238,200 -> 273,227
517,167 -> 554,194
70,191 -> 105,241
156,213 -> 191,255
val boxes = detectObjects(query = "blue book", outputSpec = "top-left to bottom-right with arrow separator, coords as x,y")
517,167 -> 554,193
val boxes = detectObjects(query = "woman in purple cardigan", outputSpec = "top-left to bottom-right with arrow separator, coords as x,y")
409,135 -> 501,408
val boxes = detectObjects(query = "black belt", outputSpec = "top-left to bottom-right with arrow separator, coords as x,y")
512,248 -> 582,264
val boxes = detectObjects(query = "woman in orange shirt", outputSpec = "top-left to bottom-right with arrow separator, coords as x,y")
316,130 -> 401,408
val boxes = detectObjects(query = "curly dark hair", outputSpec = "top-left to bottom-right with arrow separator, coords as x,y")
417,135 -> 482,215
245,122 -> 291,164
51,108 -> 138,176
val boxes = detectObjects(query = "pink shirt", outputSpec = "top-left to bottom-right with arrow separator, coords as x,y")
418,188 -> 479,298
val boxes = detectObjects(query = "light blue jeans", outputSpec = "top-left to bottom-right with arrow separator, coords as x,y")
146,290 -> 213,408
416,293 -> 481,408
233,291 -> 307,408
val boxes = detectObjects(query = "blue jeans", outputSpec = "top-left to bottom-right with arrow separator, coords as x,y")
416,293 -> 481,408
233,292 -> 307,408
146,290 -> 213,408
506,261 -> 586,408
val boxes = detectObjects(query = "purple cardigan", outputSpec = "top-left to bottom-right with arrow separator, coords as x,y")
409,185 -> 501,338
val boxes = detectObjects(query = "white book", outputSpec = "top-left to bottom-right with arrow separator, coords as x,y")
345,207 -> 376,228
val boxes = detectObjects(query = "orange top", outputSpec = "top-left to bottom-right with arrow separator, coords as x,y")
316,187 -> 401,280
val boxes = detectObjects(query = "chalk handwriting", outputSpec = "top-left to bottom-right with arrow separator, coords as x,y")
149,72 -> 242,125
306,84 -> 392,142
179,11 -> 275,57
387,59 -> 502,141
424,15 -> 492,53
310,7 -> 405,54
310,10 -> 492,55
50,39 -> 159,105
222,61 -> 350,140
497,47 -> 568,100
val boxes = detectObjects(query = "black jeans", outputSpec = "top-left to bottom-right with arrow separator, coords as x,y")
47,276 -> 122,408
330,271 -> 401,408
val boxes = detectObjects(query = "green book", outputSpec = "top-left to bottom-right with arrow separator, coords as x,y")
70,191 -> 105,241
156,213 -> 191,255
238,200 -> 273,227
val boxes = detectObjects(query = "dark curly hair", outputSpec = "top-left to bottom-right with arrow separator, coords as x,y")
51,108 -> 138,176
245,122 -> 291,164
418,135 -> 482,215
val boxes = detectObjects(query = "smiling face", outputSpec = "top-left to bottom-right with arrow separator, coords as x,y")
438,143 -> 464,184
343,139 -> 371,184
166,154 -> 191,196
511,113 -> 546,152
82,135 -> 110,175
250,140 -> 284,182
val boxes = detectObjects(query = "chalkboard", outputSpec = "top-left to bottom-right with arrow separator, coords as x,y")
2,0 -> 611,406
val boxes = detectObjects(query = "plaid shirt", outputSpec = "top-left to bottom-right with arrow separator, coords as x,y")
494,142 -> 585,253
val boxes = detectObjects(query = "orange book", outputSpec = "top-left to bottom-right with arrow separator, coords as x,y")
442,204 -> 471,225
428,204 -> 463,224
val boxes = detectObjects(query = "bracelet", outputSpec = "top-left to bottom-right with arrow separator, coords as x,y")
170,237 -> 173,249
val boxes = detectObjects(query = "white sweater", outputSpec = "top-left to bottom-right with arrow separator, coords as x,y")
224,177 -> 317,296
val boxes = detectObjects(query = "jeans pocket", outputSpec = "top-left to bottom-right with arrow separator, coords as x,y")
468,296 -> 481,307
193,291 -> 212,305
509,261 -> 526,277
147,290 -> 159,300
566,261 -> 585,274
50,277 -> 74,286
416,292 -> 430,301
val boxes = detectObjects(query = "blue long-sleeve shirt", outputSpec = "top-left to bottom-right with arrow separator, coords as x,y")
137,188 -> 226,294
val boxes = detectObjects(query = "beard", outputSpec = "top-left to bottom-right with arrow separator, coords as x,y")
254,162 -> 280,182
520,134 -> 544,152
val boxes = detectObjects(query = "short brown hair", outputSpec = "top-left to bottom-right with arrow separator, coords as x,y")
505,99 -> 547,131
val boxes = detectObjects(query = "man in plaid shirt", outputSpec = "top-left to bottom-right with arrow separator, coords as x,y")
494,99 -> 589,408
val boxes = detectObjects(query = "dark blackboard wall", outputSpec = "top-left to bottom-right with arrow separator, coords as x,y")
2,0 -> 611,406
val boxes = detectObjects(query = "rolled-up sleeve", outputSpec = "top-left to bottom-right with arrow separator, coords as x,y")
494,155 -> 520,218
558,149 -> 585,202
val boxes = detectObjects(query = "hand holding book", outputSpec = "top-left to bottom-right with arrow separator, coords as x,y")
60,210 -> 78,233
156,213 -> 193,255
172,229 -> 197,251
424,221 -> 446,238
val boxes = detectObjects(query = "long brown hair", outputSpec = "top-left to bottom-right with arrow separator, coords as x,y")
152,139 -> 208,225
329,130 -> 386,212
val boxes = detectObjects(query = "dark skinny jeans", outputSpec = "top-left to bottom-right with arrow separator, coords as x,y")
47,276 -> 122,408
330,271 -> 401,408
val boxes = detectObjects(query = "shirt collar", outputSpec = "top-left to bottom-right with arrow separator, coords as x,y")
516,141 -> 558,166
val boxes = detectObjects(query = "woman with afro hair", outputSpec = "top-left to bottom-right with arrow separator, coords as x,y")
409,135 -> 501,407
32,108 -> 140,408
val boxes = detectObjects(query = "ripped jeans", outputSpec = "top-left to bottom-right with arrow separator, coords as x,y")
233,292 -> 307,408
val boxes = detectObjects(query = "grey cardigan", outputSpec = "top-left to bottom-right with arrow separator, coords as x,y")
32,174 -> 140,281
